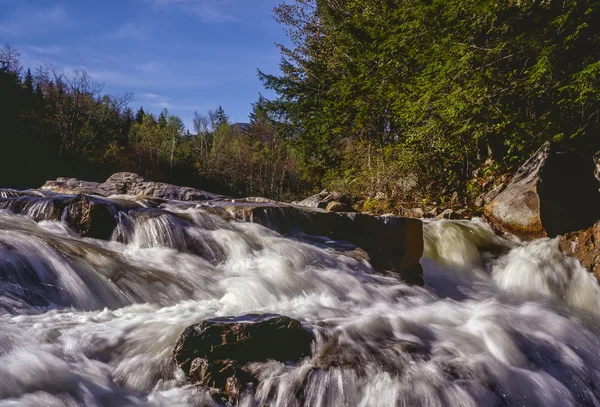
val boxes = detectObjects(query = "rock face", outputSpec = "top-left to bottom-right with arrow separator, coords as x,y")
41,172 -> 220,202
173,314 -> 314,402
560,222 -> 600,278
484,143 -> 600,240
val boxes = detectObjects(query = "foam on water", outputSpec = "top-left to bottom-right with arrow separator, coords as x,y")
1,208 -> 600,406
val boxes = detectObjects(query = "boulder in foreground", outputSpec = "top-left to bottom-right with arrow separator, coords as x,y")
173,314 -> 314,403
484,143 -> 600,240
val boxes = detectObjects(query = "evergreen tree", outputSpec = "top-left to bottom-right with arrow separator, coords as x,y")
215,105 -> 228,127
23,68 -> 34,93
135,106 -> 145,124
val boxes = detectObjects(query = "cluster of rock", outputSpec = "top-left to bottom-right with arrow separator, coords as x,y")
480,142 -> 600,274
41,172 -> 221,201
292,189 -> 357,213
0,172 -> 425,284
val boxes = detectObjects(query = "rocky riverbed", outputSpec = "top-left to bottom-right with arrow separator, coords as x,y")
1,172 -> 600,406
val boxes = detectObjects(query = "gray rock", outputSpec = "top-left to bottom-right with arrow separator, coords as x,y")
484,143 -> 600,240
41,172 -> 221,202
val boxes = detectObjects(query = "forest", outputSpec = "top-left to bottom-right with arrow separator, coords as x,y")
2,0 -> 600,210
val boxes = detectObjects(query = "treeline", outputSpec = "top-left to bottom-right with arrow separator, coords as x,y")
0,44 -> 305,200
261,0 -> 600,206
3,0 -> 600,208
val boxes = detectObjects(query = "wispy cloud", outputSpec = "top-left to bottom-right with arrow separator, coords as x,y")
137,92 -> 203,111
26,45 -> 64,55
0,5 -> 66,36
149,0 -> 235,23
133,62 -> 161,73
113,22 -> 147,40
138,92 -> 172,109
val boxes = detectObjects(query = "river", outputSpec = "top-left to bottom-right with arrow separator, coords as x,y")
1,199 -> 599,406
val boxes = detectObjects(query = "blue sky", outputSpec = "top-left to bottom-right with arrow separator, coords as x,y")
0,0 -> 287,129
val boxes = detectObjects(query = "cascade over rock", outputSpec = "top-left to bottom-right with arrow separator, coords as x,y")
65,195 -> 140,240
218,201 -> 424,284
1,173 -> 425,284
484,143 -> 600,240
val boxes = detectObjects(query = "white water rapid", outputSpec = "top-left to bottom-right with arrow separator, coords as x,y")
1,203 -> 600,406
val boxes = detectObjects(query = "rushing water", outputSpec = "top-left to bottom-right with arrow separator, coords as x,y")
1,200 -> 600,406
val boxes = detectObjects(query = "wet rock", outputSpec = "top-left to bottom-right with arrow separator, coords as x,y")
559,221 -> 600,279
0,195 -> 69,222
174,314 -> 314,401
484,143 -> 600,240
310,334 -> 429,379
325,201 -> 357,213
189,358 -> 255,404
217,202 -> 424,284
65,195 -> 139,240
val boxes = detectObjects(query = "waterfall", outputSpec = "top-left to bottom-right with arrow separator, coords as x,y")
1,197 -> 600,406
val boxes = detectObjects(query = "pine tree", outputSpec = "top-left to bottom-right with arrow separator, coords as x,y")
23,68 -> 34,93
215,105 -> 228,127
135,106 -> 145,124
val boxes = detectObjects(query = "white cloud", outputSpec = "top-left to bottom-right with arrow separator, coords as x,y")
113,22 -> 146,40
149,0 -> 235,23
26,45 -> 64,55
138,92 -> 172,109
0,5 -> 66,36
133,62 -> 161,73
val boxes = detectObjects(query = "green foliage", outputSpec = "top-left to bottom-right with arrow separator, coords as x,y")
0,44 -> 307,200
262,0 -> 600,203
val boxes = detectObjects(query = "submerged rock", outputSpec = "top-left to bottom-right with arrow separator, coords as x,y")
218,201 -> 424,284
173,314 -> 314,402
484,143 -> 600,240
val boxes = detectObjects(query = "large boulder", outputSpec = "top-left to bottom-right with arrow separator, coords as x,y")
559,221 -> 600,279
173,314 -> 314,402
484,143 -> 600,240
